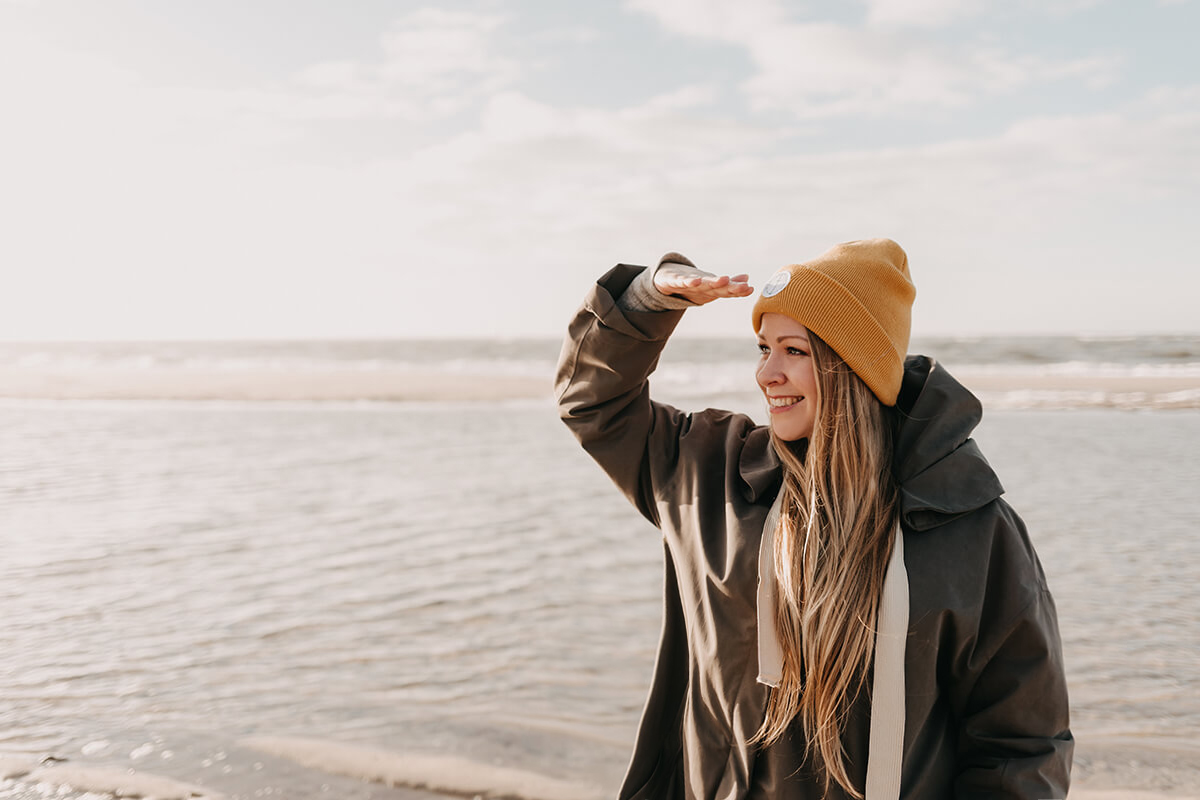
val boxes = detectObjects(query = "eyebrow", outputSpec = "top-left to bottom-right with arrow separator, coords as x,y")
757,334 -> 810,343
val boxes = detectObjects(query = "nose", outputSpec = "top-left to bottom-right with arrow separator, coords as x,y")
756,351 -> 784,388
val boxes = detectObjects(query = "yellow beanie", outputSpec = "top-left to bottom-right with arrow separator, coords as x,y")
752,238 -> 915,406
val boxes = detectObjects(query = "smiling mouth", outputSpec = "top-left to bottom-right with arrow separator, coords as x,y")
767,396 -> 801,408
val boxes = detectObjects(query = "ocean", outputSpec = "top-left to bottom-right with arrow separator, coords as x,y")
1,335 -> 1198,799
3,334 -> 1200,408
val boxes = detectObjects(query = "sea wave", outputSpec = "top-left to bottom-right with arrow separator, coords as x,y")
0,758 -> 221,800
2,367 -> 1199,409
978,388 -> 1200,411
3,345 -> 1200,409
950,360 -> 1200,378
2,351 -> 556,378
651,363 -> 1200,410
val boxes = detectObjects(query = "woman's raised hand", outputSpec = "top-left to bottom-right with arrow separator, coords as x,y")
654,263 -> 754,306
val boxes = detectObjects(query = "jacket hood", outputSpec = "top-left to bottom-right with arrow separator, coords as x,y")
738,355 -> 1004,530
894,355 -> 1004,531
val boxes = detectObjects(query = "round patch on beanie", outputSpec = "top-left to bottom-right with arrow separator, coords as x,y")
761,269 -> 791,298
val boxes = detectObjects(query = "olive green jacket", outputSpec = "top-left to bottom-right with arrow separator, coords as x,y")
556,264 -> 1073,799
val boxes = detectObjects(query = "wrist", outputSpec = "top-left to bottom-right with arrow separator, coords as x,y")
619,263 -> 696,312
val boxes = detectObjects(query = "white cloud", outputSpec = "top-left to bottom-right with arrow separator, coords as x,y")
867,0 -> 1112,25
626,0 -> 1116,117
1037,0 -> 1104,12
4,48 -> 1196,337
865,0 -> 986,27
624,0 -> 788,40
380,10 -> 513,83
346,87 -> 1200,335
0,3 -> 1194,337
283,9 -> 520,121
1,3 -> 520,172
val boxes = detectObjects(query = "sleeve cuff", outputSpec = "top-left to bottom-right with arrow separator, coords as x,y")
617,253 -> 703,312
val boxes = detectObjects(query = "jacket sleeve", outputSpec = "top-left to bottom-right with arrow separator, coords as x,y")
555,263 -> 693,528
951,509 -> 1074,799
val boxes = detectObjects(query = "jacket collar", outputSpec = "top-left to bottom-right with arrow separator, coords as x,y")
738,425 -> 782,504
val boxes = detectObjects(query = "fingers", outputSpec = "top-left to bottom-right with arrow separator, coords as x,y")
653,263 -> 755,305
670,278 -> 755,304
658,271 -> 743,291
728,279 -> 755,297
720,279 -> 755,299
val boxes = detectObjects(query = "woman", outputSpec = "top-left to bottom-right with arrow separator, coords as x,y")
556,239 -> 1073,799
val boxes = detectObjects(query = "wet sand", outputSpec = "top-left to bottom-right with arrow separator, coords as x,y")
0,365 -> 552,402
5,741 -> 1198,800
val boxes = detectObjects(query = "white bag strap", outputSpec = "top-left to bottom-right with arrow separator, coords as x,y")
865,524 -> 908,799
756,490 -> 785,687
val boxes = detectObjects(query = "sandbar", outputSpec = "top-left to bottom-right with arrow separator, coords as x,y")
2,364 -> 1199,405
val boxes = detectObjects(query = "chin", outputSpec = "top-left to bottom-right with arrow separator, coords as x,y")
771,424 -> 812,442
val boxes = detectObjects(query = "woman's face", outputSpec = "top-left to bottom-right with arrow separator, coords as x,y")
755,313 -> 818,441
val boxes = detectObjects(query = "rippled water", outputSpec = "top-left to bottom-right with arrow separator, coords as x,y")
1,399 -> 1198,797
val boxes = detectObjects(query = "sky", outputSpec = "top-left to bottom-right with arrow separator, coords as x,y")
1,0 -> 1197,340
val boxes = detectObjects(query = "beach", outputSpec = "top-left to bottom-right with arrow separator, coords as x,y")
3,742 -> 1200,799
1,336 -> 1198,799
6,0 -> 1198,791
4,734 -> 1200,800
0,361 -> 1197,407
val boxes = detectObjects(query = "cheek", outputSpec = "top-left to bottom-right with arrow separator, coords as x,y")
785,366 -> 810,391
799,364 -> 817,393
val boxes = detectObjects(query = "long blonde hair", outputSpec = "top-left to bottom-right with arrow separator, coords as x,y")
752,331 -> 899,798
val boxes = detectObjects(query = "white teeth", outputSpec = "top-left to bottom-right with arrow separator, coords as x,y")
768,396 -> 800,407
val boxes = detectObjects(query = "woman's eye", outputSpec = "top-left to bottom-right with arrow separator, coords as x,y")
757,344 -> 770,355
786,347 -> 809,357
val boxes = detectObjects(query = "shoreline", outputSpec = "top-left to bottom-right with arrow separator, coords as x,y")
5,732 -> 1199,800
0,366 -> 553,403
2,753 -> 1200,800
3,759 -> 1198,800
1,365 -> 1198,406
